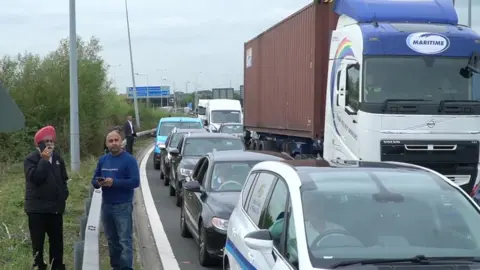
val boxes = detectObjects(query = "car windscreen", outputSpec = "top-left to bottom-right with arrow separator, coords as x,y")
299,169 -> 480,268
210,161 -> 258,192
183,137 -> 244,156
219,124 -> 243,134
158,121 -> 202,136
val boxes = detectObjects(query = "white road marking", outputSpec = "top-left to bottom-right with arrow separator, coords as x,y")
140,146 -> 180,269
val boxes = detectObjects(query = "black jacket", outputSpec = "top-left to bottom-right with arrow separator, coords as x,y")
23,151 -> 69,214
123,121 -> 136,137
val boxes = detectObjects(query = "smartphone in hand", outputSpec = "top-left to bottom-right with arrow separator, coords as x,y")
38,141 -> 47,152
96,177 -> 105,183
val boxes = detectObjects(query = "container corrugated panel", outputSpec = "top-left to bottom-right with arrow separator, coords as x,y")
244,3 -> 338,138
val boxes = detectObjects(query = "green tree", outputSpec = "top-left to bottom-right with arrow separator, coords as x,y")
0,36 -> 171,163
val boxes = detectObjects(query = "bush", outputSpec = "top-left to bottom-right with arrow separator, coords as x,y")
0,36 -> 176,164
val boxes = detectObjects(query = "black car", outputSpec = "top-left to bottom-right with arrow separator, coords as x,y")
218,123 -> 244,139
161,127 -> 207,186
168,133 -> 245,206
180,150 -> 293,266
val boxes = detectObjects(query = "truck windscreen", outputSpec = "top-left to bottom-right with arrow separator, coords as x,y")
363,57 -> 475,103
211,110 -> 241,123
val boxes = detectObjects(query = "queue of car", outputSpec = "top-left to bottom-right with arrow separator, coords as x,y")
153,117 -> 480,270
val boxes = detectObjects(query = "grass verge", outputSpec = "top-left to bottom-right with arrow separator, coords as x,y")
0,138 -> 154,270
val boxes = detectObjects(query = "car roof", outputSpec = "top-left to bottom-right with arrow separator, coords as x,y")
172,128 -> 207,134
159,117 -> 201,123
183,132 -> 240,139
208,150 -> 293,162
254,159 -> 446,184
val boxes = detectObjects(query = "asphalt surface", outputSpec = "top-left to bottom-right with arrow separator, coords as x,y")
146,152 -> 222,270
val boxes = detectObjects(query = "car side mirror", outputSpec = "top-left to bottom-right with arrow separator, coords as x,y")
244,230 -> 273,253
169,148 -> 180,156
184,181 -> 202,193
150,131 -> 155,137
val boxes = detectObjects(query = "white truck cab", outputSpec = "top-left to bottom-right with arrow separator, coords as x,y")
205,99 -> 243,132
323,0 -> 480,193
197,99 -> 209,122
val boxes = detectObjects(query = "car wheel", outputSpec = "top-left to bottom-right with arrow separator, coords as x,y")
198,225 -> 214,266
169,181 -> 175,196
163,170 -> 170,186
175,182 -> 182,207
180,201 -> 191,238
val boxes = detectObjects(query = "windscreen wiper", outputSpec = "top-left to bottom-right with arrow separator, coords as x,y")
438,100 -> 480,113
382,99 -> 430,112
331,255 -> 480,268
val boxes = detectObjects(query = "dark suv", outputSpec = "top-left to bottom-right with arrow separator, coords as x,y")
161,127 -> 207,185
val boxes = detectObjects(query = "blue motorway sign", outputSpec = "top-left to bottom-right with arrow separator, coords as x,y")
126,86 -> 170,98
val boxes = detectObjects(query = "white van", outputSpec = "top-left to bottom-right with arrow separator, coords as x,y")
205,99 -> 243,132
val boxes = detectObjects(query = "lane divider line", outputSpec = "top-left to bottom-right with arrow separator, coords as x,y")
139,146 -> 180,269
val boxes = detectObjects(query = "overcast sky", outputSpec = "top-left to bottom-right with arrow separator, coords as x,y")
0,0 -> 312,93
0,1 -> 478,94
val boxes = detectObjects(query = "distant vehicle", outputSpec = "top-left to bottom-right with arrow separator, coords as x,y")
160,127 -> 207,186
168,133 -> 245,206
205,99 -> 243,132
197,99 -> 210,122
181,150 -> 293,266
225,159 -> 480,269
153,117 -> 203,171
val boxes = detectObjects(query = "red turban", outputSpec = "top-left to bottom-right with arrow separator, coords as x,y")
34,126 -> 56,146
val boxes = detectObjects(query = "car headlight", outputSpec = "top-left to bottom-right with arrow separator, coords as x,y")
180,168 -> 193,176
157,142 -> 165,149
167,153 -> 172,160
212,217 -> 228,231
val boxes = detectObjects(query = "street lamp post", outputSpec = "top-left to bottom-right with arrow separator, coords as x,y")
124,0 -> 140,128
109,64 -> 122,89
156,68 -> 167,108
69,0 -> 80,171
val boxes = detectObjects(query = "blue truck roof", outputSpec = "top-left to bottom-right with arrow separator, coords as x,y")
334,0 -> 458,25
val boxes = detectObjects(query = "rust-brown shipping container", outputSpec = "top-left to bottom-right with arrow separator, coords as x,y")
244,3 -> 338,139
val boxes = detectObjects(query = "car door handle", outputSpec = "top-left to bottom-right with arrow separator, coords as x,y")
232,228 -> 238,236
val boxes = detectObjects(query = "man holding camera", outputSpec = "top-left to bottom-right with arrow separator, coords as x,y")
91,130 -> 140,270
24,125 -> 68,270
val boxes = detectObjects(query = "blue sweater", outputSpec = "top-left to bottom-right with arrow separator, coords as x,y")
91,151 -> 140,204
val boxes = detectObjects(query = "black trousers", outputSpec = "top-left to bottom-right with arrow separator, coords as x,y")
27,213 -> 64,269
125,135 -> 134,154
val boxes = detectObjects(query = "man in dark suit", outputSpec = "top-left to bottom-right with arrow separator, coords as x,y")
123,116 -> 137,154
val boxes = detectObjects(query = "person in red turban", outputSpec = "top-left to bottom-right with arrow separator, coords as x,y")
24,125 -> 68,270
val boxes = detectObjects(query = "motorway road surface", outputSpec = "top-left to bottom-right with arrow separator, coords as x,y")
145,151 -> 222,270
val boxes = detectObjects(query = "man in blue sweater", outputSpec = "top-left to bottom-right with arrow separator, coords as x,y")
91,130 -> 140,270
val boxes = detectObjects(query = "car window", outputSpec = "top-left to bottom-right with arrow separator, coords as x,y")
176,137 -> 184,152
261,179 -> 288,249
242,173 -> 258,208
169,133 -> 185,147
284,206 -> 298,268
210,161 -> 259,192
158,121 -> 202,136
245,172 -> 276,225
300,169 -> 480,268
183,138 -> 244,156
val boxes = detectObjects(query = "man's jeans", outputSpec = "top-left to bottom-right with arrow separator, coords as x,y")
101,202 -> 134,270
